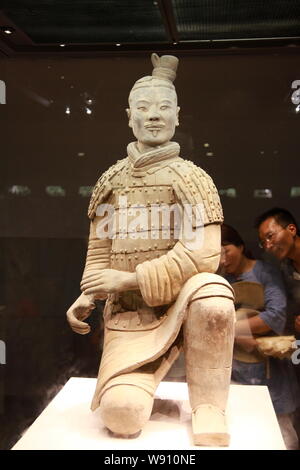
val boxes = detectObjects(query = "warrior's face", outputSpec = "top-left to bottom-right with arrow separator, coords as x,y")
127,80 -> 180,150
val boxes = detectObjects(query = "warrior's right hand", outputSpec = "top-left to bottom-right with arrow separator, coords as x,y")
66,292 -> 95,335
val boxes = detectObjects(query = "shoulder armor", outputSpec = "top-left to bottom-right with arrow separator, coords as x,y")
87,158 -> 128,219
170,159 -> 223,226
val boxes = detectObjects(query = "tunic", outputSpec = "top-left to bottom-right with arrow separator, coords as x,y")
86,141 -> 227,410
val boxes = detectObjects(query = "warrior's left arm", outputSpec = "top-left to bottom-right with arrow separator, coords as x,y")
81,224 -> 221,303
135,223 -> 221,306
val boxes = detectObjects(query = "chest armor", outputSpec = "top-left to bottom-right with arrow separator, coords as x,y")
108,160 -> 178,273
103,160 -> 179,328
89,154 -> 223,328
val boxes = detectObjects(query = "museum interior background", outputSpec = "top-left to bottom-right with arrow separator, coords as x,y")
1,0 -> 300,450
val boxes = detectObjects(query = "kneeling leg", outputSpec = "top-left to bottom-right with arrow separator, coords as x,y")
99,375 -> 154,437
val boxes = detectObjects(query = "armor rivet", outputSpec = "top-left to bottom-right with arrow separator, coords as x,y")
122,323 -> 126,328
128,256 -> 131,260
135,255 -> 138,259
137,320 -> 141,325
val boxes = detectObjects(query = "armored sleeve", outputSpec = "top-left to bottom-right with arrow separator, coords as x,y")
82,159 -> 128,280
81,217 -> 112,282
172,160 -> 223,227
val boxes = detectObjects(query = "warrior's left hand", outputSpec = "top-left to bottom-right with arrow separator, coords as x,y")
81,269 -> 138,295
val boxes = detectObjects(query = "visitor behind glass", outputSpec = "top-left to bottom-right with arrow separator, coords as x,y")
220,223 -> 300,449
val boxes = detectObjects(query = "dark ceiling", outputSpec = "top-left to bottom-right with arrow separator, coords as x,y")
0,0 -> 300,56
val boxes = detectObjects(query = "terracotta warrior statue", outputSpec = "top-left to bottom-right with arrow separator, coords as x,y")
67,53 -> 235,446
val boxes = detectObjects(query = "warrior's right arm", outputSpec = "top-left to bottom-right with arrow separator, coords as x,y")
66,216 -> 112,334
81,216 -> 112,284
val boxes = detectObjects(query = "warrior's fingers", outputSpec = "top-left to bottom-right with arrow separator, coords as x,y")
84,287 -> 106,295
72,325 -> 91,335
81,280 -> 104,291
80,274 -> 101,286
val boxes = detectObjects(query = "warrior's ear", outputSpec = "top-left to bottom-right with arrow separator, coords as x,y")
176,106 -> 180,126
126,108 -> 132,128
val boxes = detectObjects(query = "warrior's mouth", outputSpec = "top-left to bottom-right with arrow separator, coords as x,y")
145,125 -> 164,137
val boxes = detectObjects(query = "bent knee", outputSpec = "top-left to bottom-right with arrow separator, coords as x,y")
190,284 -> 235,325
187,272 -> 234,300
99,385 -> 153,435
190,273 -> 234,303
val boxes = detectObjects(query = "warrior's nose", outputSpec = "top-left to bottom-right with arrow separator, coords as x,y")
148,108 -> 160,120
149,114 -> 159,121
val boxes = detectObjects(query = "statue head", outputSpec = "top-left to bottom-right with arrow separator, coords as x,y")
126,53 -> 180,151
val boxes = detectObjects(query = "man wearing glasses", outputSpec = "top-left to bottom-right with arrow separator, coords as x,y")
255,207 -> 300,334
255,208 -> 300,447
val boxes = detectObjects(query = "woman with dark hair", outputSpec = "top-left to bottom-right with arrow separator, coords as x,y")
220,223 -> 300,449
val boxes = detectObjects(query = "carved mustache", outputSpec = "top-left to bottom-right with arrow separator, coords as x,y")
144,123 -> 165,129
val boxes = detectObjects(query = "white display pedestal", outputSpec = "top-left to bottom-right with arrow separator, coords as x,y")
12,377 -> 285,450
